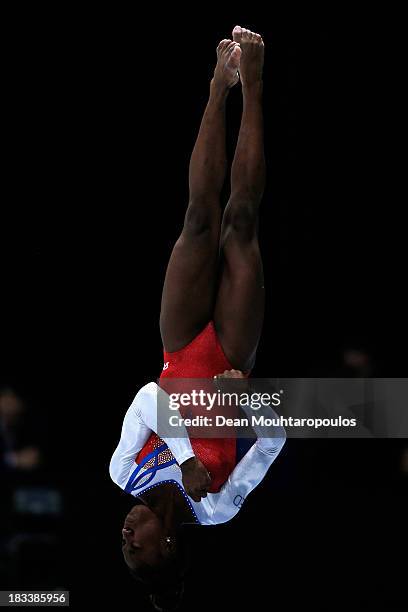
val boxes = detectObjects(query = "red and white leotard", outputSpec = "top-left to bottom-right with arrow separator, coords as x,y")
109,322 -> 286,525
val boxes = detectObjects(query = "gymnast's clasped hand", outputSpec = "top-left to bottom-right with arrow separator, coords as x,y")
181,368 -> 246,501
180,456 -> 211,502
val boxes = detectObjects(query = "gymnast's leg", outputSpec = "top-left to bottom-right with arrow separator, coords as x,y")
214,26 -> 266,371
160,39 -> 241,352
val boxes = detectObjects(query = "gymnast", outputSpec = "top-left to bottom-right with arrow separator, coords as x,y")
109,25 -> 286,610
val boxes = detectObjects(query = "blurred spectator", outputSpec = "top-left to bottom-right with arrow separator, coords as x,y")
0,387 -> 42,471
342,346 -> 374,377
400,446 -> 408,476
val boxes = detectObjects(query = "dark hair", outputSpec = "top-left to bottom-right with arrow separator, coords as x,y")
128,528 -> 190,611
149,580 -> 185,612
130,567 -> 185,612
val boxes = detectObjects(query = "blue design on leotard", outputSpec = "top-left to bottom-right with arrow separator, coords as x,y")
124,443 -> 177,493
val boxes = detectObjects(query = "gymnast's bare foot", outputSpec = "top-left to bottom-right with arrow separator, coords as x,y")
212,39 -> 241,90
232,25 -> 264,89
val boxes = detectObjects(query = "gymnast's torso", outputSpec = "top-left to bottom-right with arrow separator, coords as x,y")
109,323 -> 286,525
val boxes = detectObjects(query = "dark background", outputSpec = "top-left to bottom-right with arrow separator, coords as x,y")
1,7 -> 406,611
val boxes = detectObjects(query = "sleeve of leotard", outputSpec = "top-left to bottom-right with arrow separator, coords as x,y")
109,382 -> 195,488
207,401 -> 286,524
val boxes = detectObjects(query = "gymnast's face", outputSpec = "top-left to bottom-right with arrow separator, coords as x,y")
121,504 -> 167,571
